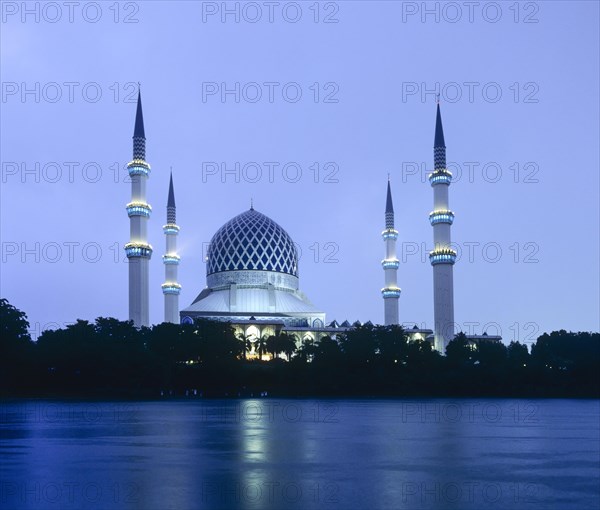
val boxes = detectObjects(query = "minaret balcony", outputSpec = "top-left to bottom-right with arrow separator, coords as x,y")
126,202 -> 152,218
429,248 -> 457,265
127,159 -> 151,176
381,287 -> 401,298
162,283 -> 182,295
125,242 -> 153,259
163,254 -> 180,265
381,259 -> 400,270
429,210 -> 455,225
163,223 -> 180,234
382,228 -> 399,241
428,169 -> 452,186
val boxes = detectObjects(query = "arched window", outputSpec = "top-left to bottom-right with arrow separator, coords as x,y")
246,325 -> 260,341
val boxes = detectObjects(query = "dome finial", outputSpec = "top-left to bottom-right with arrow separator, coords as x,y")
250,198 -> 254,211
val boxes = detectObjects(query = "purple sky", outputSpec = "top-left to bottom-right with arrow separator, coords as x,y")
1,1 -> 598,345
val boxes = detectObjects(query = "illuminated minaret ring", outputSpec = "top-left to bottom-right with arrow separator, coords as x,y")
162,171 -> 181,323
125,89 -> 152,327
381,178 -> 400,325
429,103 -> 456,352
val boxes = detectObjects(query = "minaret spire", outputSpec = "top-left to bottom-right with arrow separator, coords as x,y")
434,102 -> 445,149
385,179 -> 395,228
167,171 -> 176,221
125,87 -> 152,327
134,87 -> 145,139
429,103 -> 456,353
162,171 -> 181,324
381,178 -> 400,326
132,88 -> 146,161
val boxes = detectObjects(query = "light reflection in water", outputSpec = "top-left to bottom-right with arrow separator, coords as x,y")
0,399 -> 598,510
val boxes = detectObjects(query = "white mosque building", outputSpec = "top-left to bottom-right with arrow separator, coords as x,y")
124,91 -> 498,352
180,206 -> 330,342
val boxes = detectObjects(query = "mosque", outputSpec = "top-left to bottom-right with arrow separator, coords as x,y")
124,91 -> 499,354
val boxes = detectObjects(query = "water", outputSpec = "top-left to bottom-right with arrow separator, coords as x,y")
1,399 -> 598,510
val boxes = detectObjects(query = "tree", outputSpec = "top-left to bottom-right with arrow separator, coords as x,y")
146,322 -> 186,362
405,338 -> 439,367
279,333 -> 297,360
339,324 -> 377,364
265,335 -> 283,359
313,336 -> 342,364
532,330 -> 600,372
375,325 -> 408,364
193,319 -> 241,362
0,298 -> 31,345
477,340 -> 508,367
295,337 -> 316,362
92,317 -> 146,386
0,298 -> 33,388
445,332 -> 474,366
254,335 -> 268,359
94,317 -> 142,360
507,341 -> 529,368
237,332 -> 254,360
35,320 -> 103,389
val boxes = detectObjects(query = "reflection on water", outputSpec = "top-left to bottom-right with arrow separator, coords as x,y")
0,399 -> 598,510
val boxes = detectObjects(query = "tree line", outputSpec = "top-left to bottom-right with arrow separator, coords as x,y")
1,298 -> 598,397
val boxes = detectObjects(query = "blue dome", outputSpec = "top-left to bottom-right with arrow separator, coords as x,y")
207,208 -> 298,277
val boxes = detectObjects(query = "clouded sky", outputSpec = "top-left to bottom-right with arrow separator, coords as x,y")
1,1 -> 598,344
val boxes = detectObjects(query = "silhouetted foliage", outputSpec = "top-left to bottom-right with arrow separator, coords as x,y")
0,298 -> 34,389
339,324 -> 378,365
477,340 -> 508,367
1,299 -> 598,398
265,335 -> 279,359
0,298 -> 31,345
405,338 -> 438,367
279,333 -> 297,360
294,337 -> 315,363
507,341 -> 530,368
445,332 -> 474,366
237,332 -> 254,361
313,336 -> 343,365
375,325 -> 409,365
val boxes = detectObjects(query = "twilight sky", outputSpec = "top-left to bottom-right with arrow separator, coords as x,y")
1,1 -> 598,344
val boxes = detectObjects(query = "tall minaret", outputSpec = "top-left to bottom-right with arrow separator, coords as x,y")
429,102 -> 456,352
124,89 -> 152,327
381,178 -> 400,325
162,172 -> 181,323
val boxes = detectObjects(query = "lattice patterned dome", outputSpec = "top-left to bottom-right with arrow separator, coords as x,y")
207,208 -> 298,277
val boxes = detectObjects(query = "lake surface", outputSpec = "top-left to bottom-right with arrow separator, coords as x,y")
1,399 -> 598,510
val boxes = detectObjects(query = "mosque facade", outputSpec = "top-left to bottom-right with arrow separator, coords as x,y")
125,91 -> 499,353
